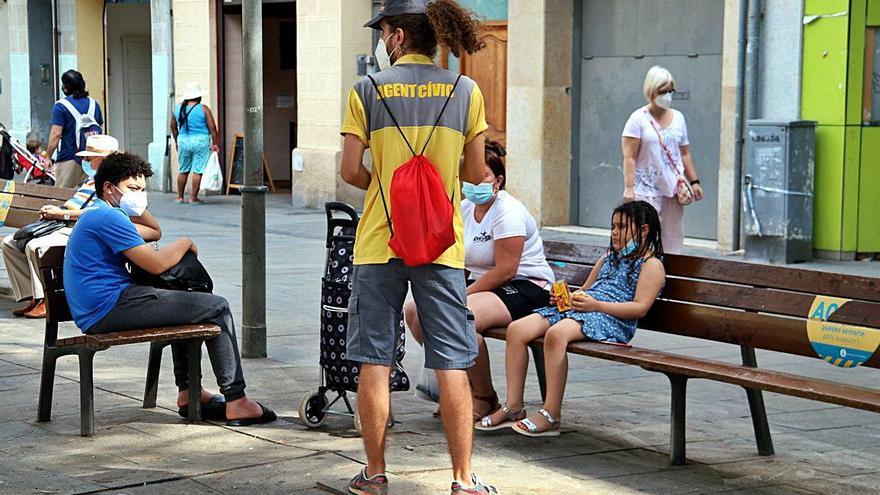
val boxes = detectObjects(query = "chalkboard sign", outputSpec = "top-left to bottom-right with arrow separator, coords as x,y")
226,134 -> 245,194
225,133 -> 277,194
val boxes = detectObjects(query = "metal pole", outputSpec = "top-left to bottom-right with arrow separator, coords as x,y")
241,0 -> 267,358
745,0 -> 762,120
732,0 -> 749,250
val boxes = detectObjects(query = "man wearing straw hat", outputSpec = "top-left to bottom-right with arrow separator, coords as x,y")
170,82 -> 220,205
1,135 -> 161,319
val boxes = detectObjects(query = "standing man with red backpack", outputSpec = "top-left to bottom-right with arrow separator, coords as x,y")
340,1 -> 496,494
46,70 -> 104,188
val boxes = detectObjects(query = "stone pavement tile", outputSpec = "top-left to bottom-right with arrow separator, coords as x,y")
0,374 -> 138,426
526,448 -> 674,480
785,446 -> 880,477
96,479 -> 226,494
708,483 -> 821,494
0,450 -> 107,495
192,452 -> 374,495
705,457 -> 849,492
789,472 -> 880,495
768,408 -> 880,431
0,357 -> 39,378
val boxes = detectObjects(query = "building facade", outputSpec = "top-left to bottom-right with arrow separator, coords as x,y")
0,0 -> 876,260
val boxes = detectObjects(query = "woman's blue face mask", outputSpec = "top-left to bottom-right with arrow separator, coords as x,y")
81,160 -> 96,178
462,182 -> 495,205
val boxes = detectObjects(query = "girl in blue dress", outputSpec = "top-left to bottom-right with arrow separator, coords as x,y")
477,200 -> 666,437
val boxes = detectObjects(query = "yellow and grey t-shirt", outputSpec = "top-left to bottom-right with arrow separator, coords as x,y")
341,54 -> 488,269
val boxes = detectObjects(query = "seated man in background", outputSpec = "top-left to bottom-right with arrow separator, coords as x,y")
1,135 -> 161,318
62,152 -> 275,425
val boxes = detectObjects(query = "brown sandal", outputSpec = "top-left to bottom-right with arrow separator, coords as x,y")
472,392 -> 500,422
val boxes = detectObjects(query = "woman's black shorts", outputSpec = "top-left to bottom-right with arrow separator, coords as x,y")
468,278 -> 551,321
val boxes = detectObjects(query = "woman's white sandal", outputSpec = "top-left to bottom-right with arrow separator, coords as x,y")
513,408 -> 561,437
475,403 -> 525,431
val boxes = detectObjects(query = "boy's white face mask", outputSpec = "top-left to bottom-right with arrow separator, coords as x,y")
375,34 -> 399,71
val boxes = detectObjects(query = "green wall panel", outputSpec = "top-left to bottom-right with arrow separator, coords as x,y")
859,128 -> 880,251
805,0 -> 851,14
813,126 -> 846,251
868,0 -> 880,26
847,0 -> 867,124
802,12 -> 850,124
843,126 -> 861,251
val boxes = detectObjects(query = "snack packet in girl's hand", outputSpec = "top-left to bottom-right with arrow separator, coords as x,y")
551,281 -> 572,312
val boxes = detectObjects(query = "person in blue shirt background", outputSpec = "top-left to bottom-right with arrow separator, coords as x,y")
46,70 -> 104,188
63,152 -> 275,426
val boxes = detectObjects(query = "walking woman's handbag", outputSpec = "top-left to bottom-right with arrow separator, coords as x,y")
645,110 -> 694,206
366,74 -> 462,266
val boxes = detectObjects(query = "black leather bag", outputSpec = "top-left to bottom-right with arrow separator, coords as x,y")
13,220 -> 66,251
12,191 -> 95,251
128,251 -> 214,293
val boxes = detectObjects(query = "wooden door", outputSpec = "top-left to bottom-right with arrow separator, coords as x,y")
442,21 -> 508,146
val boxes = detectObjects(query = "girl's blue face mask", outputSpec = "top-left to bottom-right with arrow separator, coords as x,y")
619,239 -> 638,256
462,182 -> 495,205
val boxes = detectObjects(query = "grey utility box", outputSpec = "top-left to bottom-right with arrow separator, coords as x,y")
743,120 -> 817,264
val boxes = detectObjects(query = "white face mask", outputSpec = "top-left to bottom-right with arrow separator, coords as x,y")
656,92 -> 673,109
114,185 -> 148,217
375,34 -> 398,71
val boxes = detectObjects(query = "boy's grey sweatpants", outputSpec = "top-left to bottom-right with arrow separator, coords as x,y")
87,284 -> 247,401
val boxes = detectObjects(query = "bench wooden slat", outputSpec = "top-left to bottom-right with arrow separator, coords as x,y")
661,278 -> 880,327
4,209 -> 41,228
55,324 -> 221,348
483,327 -> 880,412
0,179 -> 74,201
544,241 -> 880,303
641,301 -> 880,369
10,195 -> 66,211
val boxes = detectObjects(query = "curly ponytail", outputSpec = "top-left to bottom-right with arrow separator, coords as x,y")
426,0 -> 486,57
387,0 -> 485,59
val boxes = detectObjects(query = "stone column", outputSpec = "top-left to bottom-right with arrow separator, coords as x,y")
148,0 -> 174,191
75,0 -> 105,111
506,0 -> 573,226
292,0 -> 372,208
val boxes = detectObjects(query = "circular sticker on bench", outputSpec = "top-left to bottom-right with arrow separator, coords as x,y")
807,296 -> 880,368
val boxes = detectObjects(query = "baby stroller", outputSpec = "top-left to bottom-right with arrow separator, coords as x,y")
299,202 -> 409,432
0,123 -> 54,184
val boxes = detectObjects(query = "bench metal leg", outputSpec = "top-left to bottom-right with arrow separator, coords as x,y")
143,342 -> 167,409
37,348 -> 62,422
667,373 -> 688,466
79,350 -> 97,437
187,340 -> 202,421
529,344 -> 547,402
740,346 -> 774,456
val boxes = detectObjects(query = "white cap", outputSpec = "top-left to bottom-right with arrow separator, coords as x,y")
182,82 -> 206,101
75,134 -> 119,157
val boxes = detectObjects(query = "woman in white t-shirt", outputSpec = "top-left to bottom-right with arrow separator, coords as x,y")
404,140 -> 555,421
621,65 -> 704,253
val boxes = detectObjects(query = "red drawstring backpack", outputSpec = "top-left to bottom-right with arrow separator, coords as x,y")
367,74 -> 462,267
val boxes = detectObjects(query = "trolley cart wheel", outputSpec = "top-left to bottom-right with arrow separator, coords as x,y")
354,405 -> 395,435
299,391 -> 328,428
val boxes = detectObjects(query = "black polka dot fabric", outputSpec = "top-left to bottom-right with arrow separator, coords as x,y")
320,229 -> 409,393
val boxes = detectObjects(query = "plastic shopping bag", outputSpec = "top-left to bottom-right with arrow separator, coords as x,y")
413,345 -> 440,404
199,151 -> 223,193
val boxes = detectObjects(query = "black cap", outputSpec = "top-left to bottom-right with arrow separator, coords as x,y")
364,0 -> 430,30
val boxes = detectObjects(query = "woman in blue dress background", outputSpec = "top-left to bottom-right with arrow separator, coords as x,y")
170,82 -> 219,205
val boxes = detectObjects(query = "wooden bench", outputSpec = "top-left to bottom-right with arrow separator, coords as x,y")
0,178 -> 74,228
484,240 -> 880,465
36,245 -> 222,436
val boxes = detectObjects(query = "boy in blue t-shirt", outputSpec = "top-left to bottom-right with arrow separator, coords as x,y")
46,70 -> 105,188
63,152 -> 275,426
